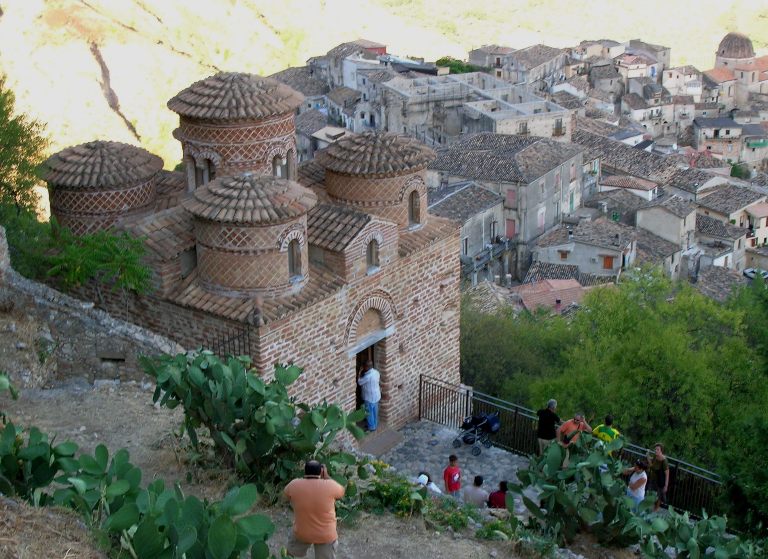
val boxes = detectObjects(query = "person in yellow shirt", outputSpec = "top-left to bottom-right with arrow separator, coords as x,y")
592,414 -> 620,454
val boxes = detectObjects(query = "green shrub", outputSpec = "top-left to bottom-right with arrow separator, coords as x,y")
358,475 -> 426,517
141,351 -> 366,488
435,56 -> 488,74
425,498 -> 480,531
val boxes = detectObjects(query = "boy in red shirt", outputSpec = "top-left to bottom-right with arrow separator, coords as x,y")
443,454 -> 461,497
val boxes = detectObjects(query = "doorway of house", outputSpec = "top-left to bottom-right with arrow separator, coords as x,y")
355,342 -> 379,430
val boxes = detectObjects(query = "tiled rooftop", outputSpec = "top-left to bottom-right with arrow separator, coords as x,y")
696,213 -> 748,240
523,260 -> 616,287
307,203 -> 371,251
551,91 -> 585,110
316,131 -> 435,177
695,266 -> 747,302
640,194 -> 697,218
430,133 -> 583,184
572,130 -> 679,184
182,175 -> 317,225
703,68 -> 736,83
358,68 -> 397,83
623,93 -> 649,110
295,109 -> 328,136
536,219 -> 636,250
697,184 -> 765,215
565,75 -> 590,92
398,215 -> 458,258
601,174 -> 657,191
297,160 -> 327,189
43,141 -> 163,189
590,65 -> 620,79
472,44 -> 515,55
635,228 -> 679,265
155,170 -> 187,211
167,72 -> 304,120
326,86 -> 361,106
512,44 -> 563,69
665,168 -> 718,194
428,182 -> 503,223
512,279 -> 588,313
268,66 -> 329,97
122,205 -> 195,260
746,202 -> 768,219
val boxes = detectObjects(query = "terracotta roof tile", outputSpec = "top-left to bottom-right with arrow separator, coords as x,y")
121,205 -> 195,260
698,184 -> 765,214
168,72 -> 304,120
536,220 -> 636,251
523,261 -> 616,286
307,203 -> 371,251
428,182 -> 503,223
326,86 -> 361,106
704,67 -> 736,83
635,228 -> 679,265
398,215 -> 458,258
316,131 -> 435,177
695,266 -> 747,302
154,170 -> 186,211
297,160 -> 327,189
182,175 -> 317,225
601,175 -> 657,191
640,194 -> 697,218
430,133 -> 583,184
42,141 -> 163,189
295,109 -> 328,136
512,44 -> 563,69
696,213 -> 748,240
268,66 -> 329,97
512,279 -> 588,312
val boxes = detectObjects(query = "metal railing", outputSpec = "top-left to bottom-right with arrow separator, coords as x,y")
207,324 -> 253,359
418,374 -> 724,516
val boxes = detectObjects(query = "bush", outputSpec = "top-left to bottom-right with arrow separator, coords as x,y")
435,56 -> 488,74
141,351 -> 367,488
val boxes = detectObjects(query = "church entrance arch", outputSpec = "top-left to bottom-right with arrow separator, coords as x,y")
346,292 -> 397,430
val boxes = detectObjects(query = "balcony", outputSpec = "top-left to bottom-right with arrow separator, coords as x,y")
460,238 -> 517,274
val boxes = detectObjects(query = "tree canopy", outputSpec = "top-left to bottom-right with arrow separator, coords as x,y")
0,76 -> 48,215
461,269 -> 768,533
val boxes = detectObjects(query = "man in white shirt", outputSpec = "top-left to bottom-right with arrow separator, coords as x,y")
463,475 -> 489,507
357,360 -> 381,431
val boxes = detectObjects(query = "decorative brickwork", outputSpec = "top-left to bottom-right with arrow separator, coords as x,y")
44,141 -> 162,236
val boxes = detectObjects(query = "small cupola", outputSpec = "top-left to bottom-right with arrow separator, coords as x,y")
182,173 -> 317,298
43,141 -> 163,236
316,131 -> 435,230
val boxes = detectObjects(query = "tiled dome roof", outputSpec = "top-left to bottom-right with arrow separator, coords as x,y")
167,72 -> 305,120
182,174 -> 317,225
717,32 -> 754,59
42,141 -> 163,189
316,131 -> 435,177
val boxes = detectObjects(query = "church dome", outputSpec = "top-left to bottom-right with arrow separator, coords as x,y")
717,32 -> 754,59
167,72 -> 304,121
316,131 -> 435,178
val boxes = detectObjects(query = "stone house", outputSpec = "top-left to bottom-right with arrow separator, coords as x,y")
599,174 -> 658,201
703,67 -> 737,110
627,39 -> 671,71
428,181 -> 506,284
615,53 -> 660,86
589,64 -> 623,97
696,184 -> 767,229
635,228 -> 683,280
467,44 -> 516,80
43,72 -> 461,433
692,117 -> 743,159
745,202 -> 768,248
506,44 -> 567,89
327,86 -> 363,129
710,32 -> 768,107
533,219 -> 637,278
662,66 -> 703,101
268,66 -> 330,113
739,123 -> 768,164
427,133 -> 584,243
636,195 -> 697,250
695,214 -> 748,271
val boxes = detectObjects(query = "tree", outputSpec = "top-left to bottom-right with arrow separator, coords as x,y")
0,76 -> 48,215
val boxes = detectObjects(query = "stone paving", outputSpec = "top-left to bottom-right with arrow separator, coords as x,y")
380,420 -> 538,516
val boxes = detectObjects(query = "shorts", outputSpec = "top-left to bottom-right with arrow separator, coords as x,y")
286,533 -> 338,559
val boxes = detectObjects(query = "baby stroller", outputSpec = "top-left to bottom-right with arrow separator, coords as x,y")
452,412 -> 501,456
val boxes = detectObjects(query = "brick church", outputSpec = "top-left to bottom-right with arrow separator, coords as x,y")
42,72 -> 461,430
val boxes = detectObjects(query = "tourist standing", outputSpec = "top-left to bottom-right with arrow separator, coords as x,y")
463,475 -> 489,507
557,413 -> 592,467
443,454 -> 462,498
284,460 -> 346,559
623,458 -> 649,511
357,360 -> 381,432
593,414 -> 620,455
536,399 -> 560,455
649,443 -> 670,511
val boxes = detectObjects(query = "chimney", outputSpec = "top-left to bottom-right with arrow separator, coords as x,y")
555,299 -> 562,313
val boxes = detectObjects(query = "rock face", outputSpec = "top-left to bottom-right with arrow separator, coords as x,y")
0,225 -> 183,387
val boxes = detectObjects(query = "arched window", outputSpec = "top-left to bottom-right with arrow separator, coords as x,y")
205,159 -> 216,182
273,155 -> 287,178
366,240 -> 380,273
288,239 -> 302,279
408,190 -> 420,226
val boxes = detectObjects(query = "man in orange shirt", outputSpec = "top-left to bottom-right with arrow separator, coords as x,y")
284,460 -> 346,559
557,413 -> 592,467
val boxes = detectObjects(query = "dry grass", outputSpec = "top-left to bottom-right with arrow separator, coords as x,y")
0,0 -> 765,170
0,497 -> 105,559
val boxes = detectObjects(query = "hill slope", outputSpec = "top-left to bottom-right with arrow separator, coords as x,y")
0,0 -> 766,167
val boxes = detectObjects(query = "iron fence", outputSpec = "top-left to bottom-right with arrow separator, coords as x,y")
206,324 -> 253,359
418,374 -> 723,516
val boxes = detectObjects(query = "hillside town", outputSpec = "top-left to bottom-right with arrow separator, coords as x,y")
2,19 -> 768,558
270,31 -> 768,310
